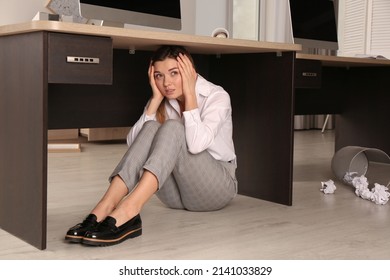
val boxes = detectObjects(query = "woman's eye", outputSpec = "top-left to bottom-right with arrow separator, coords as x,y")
170,71 -> 178,76
154,73 -> 163,79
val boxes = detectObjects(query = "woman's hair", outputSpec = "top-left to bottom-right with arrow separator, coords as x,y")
151,45 -> 195,68
151,46 -> 195,123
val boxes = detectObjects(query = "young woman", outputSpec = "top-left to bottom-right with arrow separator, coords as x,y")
65,45 -> 238,246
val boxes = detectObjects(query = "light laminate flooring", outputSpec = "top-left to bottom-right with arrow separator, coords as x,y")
1,130 -> 389,260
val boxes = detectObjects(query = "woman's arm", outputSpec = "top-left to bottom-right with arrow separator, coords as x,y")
127,63 -> 165,146
146,63 -> 164,116
177,53 -> 198,111
178,54 -> 232,154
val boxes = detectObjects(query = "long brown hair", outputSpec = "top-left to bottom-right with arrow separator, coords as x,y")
150,45 -> 195,123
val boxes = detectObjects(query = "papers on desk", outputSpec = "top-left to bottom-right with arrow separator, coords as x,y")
354,54 -> 389,60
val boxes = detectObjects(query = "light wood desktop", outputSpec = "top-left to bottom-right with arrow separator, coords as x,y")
1,21 -> 389,250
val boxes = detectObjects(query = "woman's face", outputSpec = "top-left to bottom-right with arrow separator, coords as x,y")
153,58 -> 184,101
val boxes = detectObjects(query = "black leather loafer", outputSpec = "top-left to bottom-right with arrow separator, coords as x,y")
82,214 -> 142,246
65,214 -> 99,243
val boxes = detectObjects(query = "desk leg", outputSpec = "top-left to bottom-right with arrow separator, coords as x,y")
211,52 -> 295,205
0,33 -> 48,250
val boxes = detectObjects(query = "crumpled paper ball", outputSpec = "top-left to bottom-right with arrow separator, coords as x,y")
345,173 -> 390,205
320,179 -> 337,194
370,183 -> 390,205
322,173 -> 389,205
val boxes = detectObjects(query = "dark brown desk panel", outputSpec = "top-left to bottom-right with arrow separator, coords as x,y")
0,32 -> 48,250
210,52 -> 295,206
294,66 -> 349,115
294,59 -> 322,89
294,60 -> 390,156
48,50 -> 150,129
48,33 -> 113,85
335,67 -> 390,155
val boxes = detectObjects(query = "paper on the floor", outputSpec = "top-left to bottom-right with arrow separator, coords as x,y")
343,171 -> 359,185
320,179 -> 337,194
343,172 -> 390,205
371,183 -> 390,205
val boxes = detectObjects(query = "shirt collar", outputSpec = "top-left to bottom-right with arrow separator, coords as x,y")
195,74 -> 212,97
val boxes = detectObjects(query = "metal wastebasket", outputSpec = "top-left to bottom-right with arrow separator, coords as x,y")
331,146 -> 390,187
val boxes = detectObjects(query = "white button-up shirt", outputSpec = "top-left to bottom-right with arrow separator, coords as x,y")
127,75 -> 236,163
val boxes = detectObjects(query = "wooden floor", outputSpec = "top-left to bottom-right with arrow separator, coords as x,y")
1,130 -> 389,260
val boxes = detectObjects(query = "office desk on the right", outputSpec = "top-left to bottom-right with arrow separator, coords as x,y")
295,53 -> 390,156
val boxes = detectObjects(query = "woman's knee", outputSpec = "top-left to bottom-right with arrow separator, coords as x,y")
143,120 -> 161,130
163,119 -> 184,131
160,120 -> 185,138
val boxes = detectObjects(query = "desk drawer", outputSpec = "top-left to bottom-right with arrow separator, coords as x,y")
48,33 -> 112,84
294,59 -> 322,88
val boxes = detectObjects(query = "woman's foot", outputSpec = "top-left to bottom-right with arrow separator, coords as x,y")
65,214 -> 99,243
82,214 -> 142,246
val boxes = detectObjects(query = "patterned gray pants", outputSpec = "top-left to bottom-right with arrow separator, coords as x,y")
110,120 -> 237,211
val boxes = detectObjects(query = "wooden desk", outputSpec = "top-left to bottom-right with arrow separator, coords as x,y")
1,21 -> 389,250
0,21 -> 300,249
295,53 -> 390,155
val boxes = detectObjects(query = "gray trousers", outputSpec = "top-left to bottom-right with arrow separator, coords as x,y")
110,120 -> 237,211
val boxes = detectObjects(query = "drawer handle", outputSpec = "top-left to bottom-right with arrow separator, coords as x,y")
66,56 -> 100,64
302,72 -> 318,77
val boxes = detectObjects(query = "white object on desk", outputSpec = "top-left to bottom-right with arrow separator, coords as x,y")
46,0 -> 87,23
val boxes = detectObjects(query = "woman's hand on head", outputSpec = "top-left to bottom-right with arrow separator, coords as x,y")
146,62 -> 165,117
148,62 -> 164,102
177,53 -> 197,98
177,53 -> 198,110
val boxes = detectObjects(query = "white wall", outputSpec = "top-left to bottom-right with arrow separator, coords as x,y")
232,0 -> 293,43
195,0 -> 229,37
232,0 -> 259,40
0,0 -> 50,26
